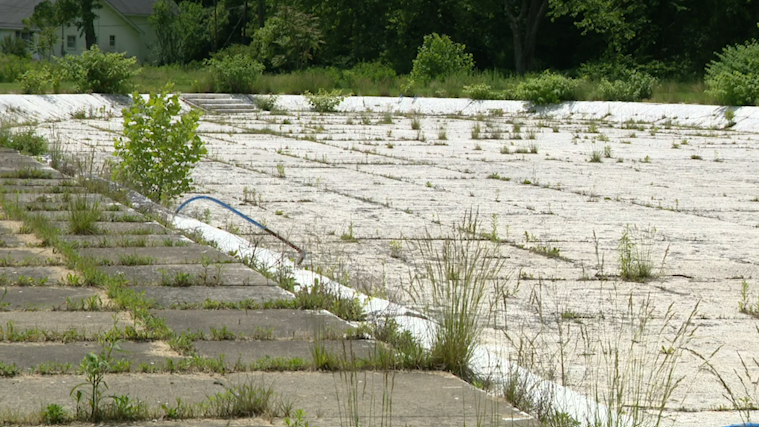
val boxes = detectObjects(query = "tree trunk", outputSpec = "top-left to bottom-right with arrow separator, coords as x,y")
504,0 -> 548,74
257,0 -> 265,28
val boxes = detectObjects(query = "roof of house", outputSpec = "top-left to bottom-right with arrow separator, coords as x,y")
0,0 -> 48,30
0,0 -> 157,31
107,0 -> 157,16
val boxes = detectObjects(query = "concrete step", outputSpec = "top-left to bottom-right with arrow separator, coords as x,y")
0,372 -> 537,426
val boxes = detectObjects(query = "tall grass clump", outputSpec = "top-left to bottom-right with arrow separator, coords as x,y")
705,40 -> 759,106
618,224 -> 667,282
408,210 -> 509,379
68,196 -> 102,235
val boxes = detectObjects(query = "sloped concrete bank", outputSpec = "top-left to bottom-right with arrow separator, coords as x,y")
2,93 -> 758,427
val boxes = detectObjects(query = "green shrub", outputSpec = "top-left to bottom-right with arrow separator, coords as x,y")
342,61 -> 396,83
0,128 -> 48,155
409,33 -> 474,85
0,54 -> 33,83
249,6 -> 324,72
253,94 -> 279,111
705,40 -> 759,106
0,36 -> 29,58
597,70 -> 657,101
204,54 -> 264,93
113,84 -> 206,204
462,83 -> 500,100
512,71 -> 577,104
57,45 -> 139,94
304,88 -> 345,112
18,67 -> 51,94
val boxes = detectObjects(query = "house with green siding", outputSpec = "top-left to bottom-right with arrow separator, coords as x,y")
0,0 -> 158,63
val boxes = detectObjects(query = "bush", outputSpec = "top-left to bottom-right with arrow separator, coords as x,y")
253,94 -> 279,111
511,71 -> 577,104
0,128 -> 48,155
204,54 -> 264,93
18,67 -> 50,94
0,36 -> 29,58
409,33 -> 474,85
462,83 -> 500,100
249,6 -> 324,72
304,88 -> 345,112
705,40 -> 759,106
57,45 -> 139,94
113,85 -> 206,204
342,61 -> 396,83
597,70 -> 657,101
0,54 -> 33,83
577,61 -> 656,101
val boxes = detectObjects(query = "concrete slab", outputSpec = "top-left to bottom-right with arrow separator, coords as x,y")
133,285 -> 291,308
102,263 -> 271,287
0,248 -> 63,266
0,286 -> 100,311
0,341 -> 179,371
48,221 -> 169,235
78,247 -> 235,265
23,210 -> 146,222
0,233 -> 43,248
157,309 -> 351,340
0,312 -> 129,339
10,192 -> 110,204
193,339 -> 377,365
0,371 -> 536,427
0,178 -> 74,189
0,266 -> 75,285
60,233 -> 192,248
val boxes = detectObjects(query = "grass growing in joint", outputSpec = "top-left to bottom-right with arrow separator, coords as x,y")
68,196 -> 102,235
618,224 -> 669,282
408,210 -> 509,379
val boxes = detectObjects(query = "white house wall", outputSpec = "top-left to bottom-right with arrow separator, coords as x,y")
54,5 -> 154,63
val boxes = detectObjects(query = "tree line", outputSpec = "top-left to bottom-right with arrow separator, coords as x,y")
18,0 -> 759,80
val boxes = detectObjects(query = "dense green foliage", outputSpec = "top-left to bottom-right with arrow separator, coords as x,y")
0,128 -> 48,156
113,86 -> 206,204
0,36 -> 29,58
57,46 -> 139,94
204,53 -> 265,93
149,0 -> 209,65
9,0 -> 759,105
512,71 -> 578,104
249,6 -> 324,71
705,41 -> 759,106
408,33 -> 474,85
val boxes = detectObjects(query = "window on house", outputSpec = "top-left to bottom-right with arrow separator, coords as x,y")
109,35 -> 115,48
67,36 -> 76,50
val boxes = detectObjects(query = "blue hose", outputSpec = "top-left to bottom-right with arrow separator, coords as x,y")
175,195 -> 306,264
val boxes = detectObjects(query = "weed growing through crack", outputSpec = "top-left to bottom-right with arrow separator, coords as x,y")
471,123 -> 482,139
739,280 -> 759,318
408,210 -> 510,379
589,149 -> 603,163
68,196 -> 102,235
71,339 -> 120,421
618,224 -> 668,281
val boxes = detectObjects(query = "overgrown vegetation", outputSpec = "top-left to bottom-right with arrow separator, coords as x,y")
705,40 -> 759,106
57,46 -> 139,94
